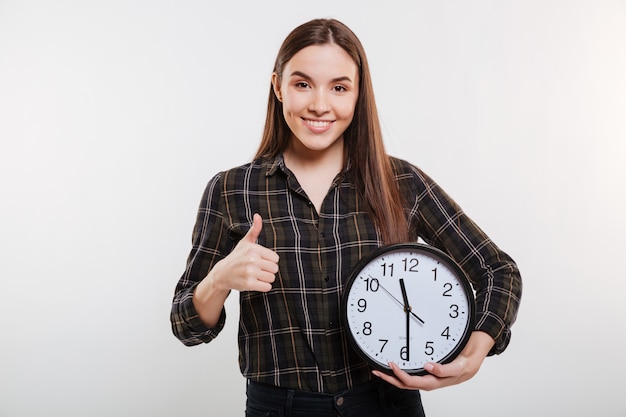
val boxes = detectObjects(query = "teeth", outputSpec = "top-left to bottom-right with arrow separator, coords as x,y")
306,119 -> 331,127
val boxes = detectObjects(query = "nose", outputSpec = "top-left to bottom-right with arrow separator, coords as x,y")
308,89 -> 330,114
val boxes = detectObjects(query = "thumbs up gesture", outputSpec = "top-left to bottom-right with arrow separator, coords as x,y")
192,213 -> 280,327
212,213 -> 280,293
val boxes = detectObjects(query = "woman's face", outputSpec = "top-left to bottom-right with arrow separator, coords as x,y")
272,43 -> 359,158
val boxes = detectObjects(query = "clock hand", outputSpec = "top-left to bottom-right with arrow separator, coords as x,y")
399,278 -> 411,361
376,281 -> 407,310
375,278 -> 426,325
399,278 -> 410,310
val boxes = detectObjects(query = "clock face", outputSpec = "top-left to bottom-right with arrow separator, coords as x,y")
342,243 -> 474,375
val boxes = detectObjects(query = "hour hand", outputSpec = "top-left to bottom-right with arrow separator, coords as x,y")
375,276 -> 425,324
398,278 -> 424,324
399,278 -> 410,311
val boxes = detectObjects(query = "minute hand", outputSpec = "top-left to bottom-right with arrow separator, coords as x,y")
399,278 -> 411,361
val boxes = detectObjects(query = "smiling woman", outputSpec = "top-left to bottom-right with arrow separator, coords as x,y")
170,18 -> 521,417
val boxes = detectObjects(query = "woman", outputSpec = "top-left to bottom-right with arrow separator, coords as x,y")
171,18 -> 522,416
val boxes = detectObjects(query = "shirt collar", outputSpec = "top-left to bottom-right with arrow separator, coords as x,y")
265,154 -> 286,177
264,153 -> 353,177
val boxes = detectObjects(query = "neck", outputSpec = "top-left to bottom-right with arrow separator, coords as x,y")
283,137 -> 345,213
283,137 -> 345,174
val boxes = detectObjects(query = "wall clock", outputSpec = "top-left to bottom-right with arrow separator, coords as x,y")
342,243 -> 475,375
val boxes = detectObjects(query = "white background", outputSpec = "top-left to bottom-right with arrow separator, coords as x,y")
1,1 -> 625,416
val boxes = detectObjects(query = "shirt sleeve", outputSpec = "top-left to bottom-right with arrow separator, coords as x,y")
170,172 -> 230,346
405,164 -> 522,355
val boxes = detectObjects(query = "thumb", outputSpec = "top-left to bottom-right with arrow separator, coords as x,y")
424,361 -> 459,378
243,213 -> 263,243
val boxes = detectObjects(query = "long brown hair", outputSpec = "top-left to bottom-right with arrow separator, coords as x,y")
255,18 -> 409,244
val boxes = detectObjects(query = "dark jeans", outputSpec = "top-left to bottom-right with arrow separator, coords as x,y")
245,379 -> 426,417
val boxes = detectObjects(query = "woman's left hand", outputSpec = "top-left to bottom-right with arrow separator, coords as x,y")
372,331 -> 495,391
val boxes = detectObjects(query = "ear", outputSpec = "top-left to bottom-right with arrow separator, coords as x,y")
271,72 -> 282,102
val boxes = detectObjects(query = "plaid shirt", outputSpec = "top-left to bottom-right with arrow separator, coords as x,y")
170,155 -> 522,394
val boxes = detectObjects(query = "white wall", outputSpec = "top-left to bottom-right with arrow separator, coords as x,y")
1,1 -> 625,416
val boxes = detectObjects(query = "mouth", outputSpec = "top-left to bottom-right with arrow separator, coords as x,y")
302,118 -> 334,133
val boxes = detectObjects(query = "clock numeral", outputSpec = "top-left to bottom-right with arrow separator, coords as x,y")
441,326 -> 450,340
362,321 -> 372,335
425,341 -> 434,356
364,277 -> 380,292
449,304 -> 459,318
381,263 -> 394,277
402,257 -> 419,272
432,267 -> 438,281
357,298 -> 367,312
379,339 -> 388,353
442,282 -> 453,297
400,346 -> 409,361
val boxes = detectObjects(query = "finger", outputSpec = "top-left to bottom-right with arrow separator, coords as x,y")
374,363 -> 416,389
382,362 -> 441,391
258,246 -> 280,264
257,258 -> 280,276
242,213 -> 263,243
248,279 -> 273,293
424,360 -> 463,379
245,214 -> 280,264
388,362 -> 425,388
373,368 -> 427,391
372,370 -> 405,389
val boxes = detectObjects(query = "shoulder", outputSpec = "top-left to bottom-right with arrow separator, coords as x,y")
219,159 -> 264,177
389,156 -> 431,185
389,156 -> 449,205
389,156 -> 416,175
207,158 -> 274,189
196,159 -> 274,224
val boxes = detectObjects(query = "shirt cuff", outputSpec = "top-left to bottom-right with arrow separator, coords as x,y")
176,286 -> 227,345
475,311 -> 512,356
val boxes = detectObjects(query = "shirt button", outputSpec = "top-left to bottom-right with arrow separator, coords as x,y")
336,397 -> 344,406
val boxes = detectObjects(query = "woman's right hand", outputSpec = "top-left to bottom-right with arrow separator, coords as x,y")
209,213 -> 280,292
192,213 -> 279,327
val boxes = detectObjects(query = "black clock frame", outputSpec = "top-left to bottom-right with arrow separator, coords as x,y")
341,242 -> 476,376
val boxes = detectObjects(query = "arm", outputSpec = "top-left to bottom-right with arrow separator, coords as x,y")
409,165 -> 522,354
192,213 -> 279,328
170,174 -> 279,345
170,174 -> 229,345
381,162 -> 522,389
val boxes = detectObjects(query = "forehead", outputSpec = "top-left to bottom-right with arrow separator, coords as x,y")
283,44 -> 358,80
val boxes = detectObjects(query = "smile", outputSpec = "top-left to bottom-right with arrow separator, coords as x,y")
303,118 -> 333,128
302,118 -> 334,134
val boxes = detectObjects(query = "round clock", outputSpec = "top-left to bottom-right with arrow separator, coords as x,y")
342,243 -> 475,375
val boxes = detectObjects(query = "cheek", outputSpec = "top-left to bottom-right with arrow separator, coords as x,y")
282,94 -> 307,117
336,92 -> 359,118
337,100 -> 358,122
281,100 -> 303,131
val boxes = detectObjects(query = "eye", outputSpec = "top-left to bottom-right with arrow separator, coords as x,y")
295,81 -> 310,89
333,85 -> 347,92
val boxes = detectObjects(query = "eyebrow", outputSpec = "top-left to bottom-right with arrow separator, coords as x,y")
289,70 -> 354,84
